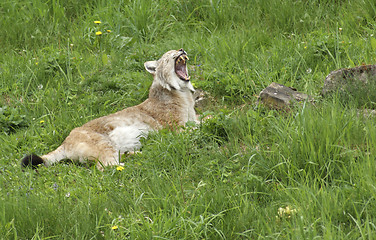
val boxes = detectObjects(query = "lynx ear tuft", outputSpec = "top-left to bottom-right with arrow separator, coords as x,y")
144,61 -> 158,74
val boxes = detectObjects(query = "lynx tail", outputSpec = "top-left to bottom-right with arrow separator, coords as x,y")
21,154 -> 44,169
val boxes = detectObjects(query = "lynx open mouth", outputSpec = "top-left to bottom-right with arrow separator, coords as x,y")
175,53 -> 190,81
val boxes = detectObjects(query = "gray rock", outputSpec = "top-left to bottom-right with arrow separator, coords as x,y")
322,64 -> 376,96
194,89 -> 214,110
359,109 -> 376,118
257,82 -> 311,110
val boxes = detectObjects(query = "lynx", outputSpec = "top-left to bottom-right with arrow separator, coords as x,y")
21,48 -> 197,170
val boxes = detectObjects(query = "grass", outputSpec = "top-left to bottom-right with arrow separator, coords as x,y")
1,0 -> 376,238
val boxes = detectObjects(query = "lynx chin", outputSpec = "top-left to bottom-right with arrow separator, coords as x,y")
21,49 -> 197,171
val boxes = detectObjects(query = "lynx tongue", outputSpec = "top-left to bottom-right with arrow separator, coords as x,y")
175,55 -> 190,81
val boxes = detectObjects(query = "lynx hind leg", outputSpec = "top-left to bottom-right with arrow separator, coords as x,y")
68,143 -> 120,171
63,129 -> 121,171
95,152 -> 122,171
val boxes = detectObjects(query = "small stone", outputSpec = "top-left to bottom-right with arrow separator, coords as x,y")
322,64 -> 376,96
257,82 -> 311,110
358,109 -> 376,118
194,89 -> 214,110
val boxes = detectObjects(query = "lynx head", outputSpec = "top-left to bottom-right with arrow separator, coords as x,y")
144,48 -> 195,92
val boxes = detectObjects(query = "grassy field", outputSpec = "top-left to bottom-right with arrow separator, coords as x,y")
1,0 -> 376,239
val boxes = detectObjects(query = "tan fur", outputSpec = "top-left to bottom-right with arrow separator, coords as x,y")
37,49 -> 197,170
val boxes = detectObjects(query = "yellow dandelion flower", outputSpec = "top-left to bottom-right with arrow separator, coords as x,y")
116,166 -> 124,171
94,20 -> 101,24
106,30 -> 111,33
40,120 -> 45,124
96,31 -> 103,36
111,225 -> 118,230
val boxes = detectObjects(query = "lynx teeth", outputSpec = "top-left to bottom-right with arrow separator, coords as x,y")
177,55 -> 188,64
180,56 -> 186,64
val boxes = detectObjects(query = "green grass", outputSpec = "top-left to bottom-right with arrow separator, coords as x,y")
2,0 -> 376,238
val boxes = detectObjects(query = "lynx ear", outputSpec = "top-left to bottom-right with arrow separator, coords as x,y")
144,61 -> 158,74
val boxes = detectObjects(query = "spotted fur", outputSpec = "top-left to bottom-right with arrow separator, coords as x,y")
21,49 -> 197,170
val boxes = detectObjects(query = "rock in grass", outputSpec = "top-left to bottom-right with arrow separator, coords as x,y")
358,109 -> 376,118
322,64 -> 376,96
257,82 -> 311,110
194,89 -> 216,110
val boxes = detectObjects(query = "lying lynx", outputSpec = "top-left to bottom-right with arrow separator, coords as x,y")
21,48 -> 197,170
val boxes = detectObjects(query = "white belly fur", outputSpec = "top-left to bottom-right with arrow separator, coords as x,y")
109,124 -> 150,153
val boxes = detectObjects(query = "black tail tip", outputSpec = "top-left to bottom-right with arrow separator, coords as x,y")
21,154 -> 44,169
